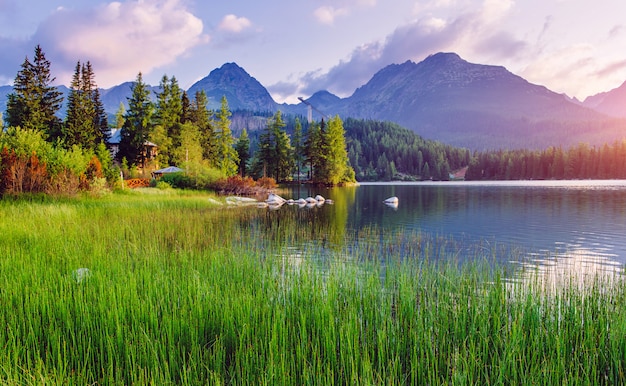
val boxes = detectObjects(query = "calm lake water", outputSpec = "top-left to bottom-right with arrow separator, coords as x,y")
269,180 -> 626,282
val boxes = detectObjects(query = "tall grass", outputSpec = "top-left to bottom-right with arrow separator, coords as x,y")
0,190 -> 625,384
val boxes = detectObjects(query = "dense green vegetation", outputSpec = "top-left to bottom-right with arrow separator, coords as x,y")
466,141 -> 626,180
1,193 -> 625,384
3,44 -> 626,192
2,46 -> 356,190
343,118 -> 470,181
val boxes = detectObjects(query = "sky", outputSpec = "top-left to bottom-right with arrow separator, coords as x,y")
1,0 -> 626,104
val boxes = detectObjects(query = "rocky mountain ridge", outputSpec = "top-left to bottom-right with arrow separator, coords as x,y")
1,53 -> 625,149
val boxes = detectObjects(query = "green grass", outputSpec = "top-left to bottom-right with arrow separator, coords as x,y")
0,190 -> 625,384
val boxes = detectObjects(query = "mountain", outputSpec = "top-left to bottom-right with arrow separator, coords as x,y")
335,53 -> 623,149
582,81 -> 626,118
1,53 -> 625,150
187,62 -> 277,112
99,82 -> 161,114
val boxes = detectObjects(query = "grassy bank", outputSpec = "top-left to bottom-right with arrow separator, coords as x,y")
0,191 -> 625,384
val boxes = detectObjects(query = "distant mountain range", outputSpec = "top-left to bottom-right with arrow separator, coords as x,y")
1,52 -> 625,150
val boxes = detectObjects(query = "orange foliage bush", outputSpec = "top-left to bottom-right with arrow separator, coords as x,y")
257,177 -> 277,189
212,175 -> 276,196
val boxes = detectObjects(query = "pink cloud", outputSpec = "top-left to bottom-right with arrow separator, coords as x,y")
218,14 -> 252,33
32,0 -> 209,87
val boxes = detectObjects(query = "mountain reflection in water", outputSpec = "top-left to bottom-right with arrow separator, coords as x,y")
272,180 -> 626,285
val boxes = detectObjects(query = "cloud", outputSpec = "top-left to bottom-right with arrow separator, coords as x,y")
313,0 -> 376,25
267,80 -> 301,103
218,14 -> 252,33
314,6 -> 349,25
519,45 -> 599,97
290,0 -> 526,99
1,0 -> 209,88
609,25 -> 624,39
212,14 -> 257,48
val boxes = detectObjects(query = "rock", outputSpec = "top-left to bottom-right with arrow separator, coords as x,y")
73,268 -> 91,283
383,196 -> 399,204
267,193 -> 287,204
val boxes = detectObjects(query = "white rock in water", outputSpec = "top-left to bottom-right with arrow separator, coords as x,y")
383,196 -> 399,204
305,197 -> 317,203
267,193 -> 286,204
315,194 -> 325,202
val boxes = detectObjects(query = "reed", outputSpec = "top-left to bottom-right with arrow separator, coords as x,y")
0,190 -> 624,384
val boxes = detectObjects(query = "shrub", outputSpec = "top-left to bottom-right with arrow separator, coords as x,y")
257,176 -> 277,189
155,180 -> 172,190
159,172 -> 193,189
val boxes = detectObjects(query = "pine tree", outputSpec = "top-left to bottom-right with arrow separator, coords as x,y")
214,96 -> 238,176
87,61 -> 109,144
63,62 -> 93,148
292,117 -> 304,182
5,45 -> 63,138
181,91 -> 191,124
305,121 -> 325,182
190,91 -> 216,165
62,61 -> 107,150
235,128 -> 250,176
118,73 -> 154,168
256,114 -> 275,178
322,115 -> 355,184
114,102 -> 125,129
152,75 -> 183,166
271,111 -> 293,182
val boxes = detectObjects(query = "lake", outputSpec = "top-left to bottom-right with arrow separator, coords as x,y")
268,180 -> 626,284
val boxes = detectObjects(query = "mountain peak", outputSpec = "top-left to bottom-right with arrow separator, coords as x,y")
188,62 -> 276,111
582,80 -> 626,117
424,52 -> 463,63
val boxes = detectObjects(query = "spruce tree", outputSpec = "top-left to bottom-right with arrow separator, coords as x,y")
5,45 -> 63,138
114,102 -> 125,129
62,61 -> 107,150
292,117 -> 304,182
257,114 -> 275,178
153,75 -> 183,166
304,121 -> 324,182
190,91 -> 216,165
214,96 -> 238,176
322,115 -> 354,184
63,61 -> 94,148
87,62 -> 109,144
235,128 -> 250,176
271,111 -> 293,182
118,73 -> 154,168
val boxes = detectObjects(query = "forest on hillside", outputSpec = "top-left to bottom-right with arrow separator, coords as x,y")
2,45 -> 626,198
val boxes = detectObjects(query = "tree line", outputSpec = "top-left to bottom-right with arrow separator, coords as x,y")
0,45 -> 355,196
3,45 -> 625,196
465,141 -> 626,180
343,119 -> 470,181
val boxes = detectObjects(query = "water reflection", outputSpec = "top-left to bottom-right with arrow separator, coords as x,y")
510,247 -> 623,294
259,181 -> 626,288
